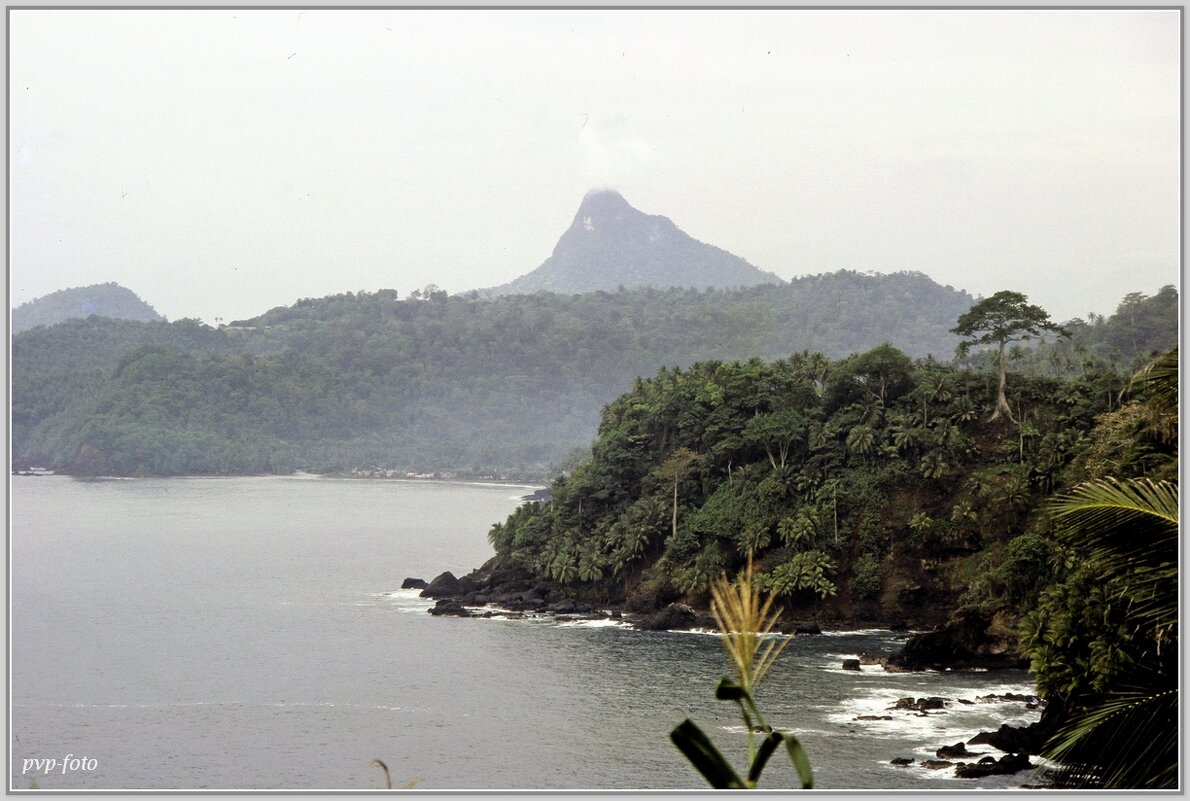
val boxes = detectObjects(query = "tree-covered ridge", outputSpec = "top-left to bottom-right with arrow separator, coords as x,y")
483,346 -> 1132,625
13,271 -> 978,477
11,282 -> 165,334
11,277 -> 1176,479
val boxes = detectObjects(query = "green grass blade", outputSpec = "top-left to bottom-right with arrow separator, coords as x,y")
783,731 -> 814,789
670,719 -> 746,789
747,730 -> 781,785
715,676 -> 747,701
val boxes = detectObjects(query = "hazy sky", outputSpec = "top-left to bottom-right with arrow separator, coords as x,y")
9,8 -> 1181,325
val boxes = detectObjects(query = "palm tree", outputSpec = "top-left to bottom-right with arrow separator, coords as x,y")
846,425 -> 876,460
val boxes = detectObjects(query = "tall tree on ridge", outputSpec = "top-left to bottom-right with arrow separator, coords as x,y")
951,290 -> 1066,422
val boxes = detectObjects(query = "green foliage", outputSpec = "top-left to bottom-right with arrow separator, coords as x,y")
952,290 -> 1066,420
671,681 -> 813,790
478,334 -> 1160,630
986,534 -> 1054,607
952,290 -> 1066,351
1021,350 -> 1178,789
757,551 -> 837,599
851,553 -> 883,601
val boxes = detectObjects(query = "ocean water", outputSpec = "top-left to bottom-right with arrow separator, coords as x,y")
10,476 -> 1042,790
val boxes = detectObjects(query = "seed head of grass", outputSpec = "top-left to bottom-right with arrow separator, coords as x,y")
708,553 -> 788,694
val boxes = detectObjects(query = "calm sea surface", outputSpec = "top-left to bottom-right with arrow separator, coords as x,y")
11,476 -> 1042,790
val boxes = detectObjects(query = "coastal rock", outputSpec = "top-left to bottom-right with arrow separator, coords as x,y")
795,623 -> 822,635
546,598 -> 593,615
633,603 -> 697,631
842,659 -> 861,671
968,722 -> 1043,755
954,753 -> 1031,779
427,599 -> 471,617
976,692 -> 1036,704
400,577 -> 428,590
858,652 -> 888,666
419,571 -> 462,598
893,696 -> 949,712
547,598 -> 579,614
885,608 -> 1028,671
503,596 -> 546,611
921,760 -> 953,770
936,742 -> 970,759
890,757 -> 914,766
857,715 -> 893,721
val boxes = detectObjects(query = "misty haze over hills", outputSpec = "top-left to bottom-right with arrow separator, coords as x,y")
482,190 -> 782,296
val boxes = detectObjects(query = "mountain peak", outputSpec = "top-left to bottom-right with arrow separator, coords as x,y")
485,192 -> 782,296
576,188 -> 633,216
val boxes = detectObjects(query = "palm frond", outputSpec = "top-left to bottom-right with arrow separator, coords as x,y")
1041,472 -> 1179,789
1127,346 -> 1178,423
1045,686 -> 1179,789
1048,477 -> 1178,567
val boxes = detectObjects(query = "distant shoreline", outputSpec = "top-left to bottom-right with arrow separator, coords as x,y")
12,469 -> 547,493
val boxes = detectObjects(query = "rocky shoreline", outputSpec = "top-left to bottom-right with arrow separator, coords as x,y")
404,560 -> 834,633
404,560 -> 1027,661
407,559 -> 1052,784
861,692 -> 1060,780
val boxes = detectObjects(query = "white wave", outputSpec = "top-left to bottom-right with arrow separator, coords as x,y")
556,618 -> 632,629
823,682 -> 1043,750
816,628 -> 901,637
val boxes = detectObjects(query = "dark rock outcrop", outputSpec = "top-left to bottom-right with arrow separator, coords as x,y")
954,753 -> 1031,779
936,742 -> 971,759
633,603 -> 697,631
885,608 -> 1028,671
400,577 -> 428,590
968,698 -> 1063,756
890,757 -> 914,766
893,696 -> 949,712
842,659 -> 861,671
419,571 -> 462,598
427,599 -> 471,617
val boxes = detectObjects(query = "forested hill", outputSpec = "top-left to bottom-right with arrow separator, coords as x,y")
481,347 -> 1169,626
12,282 -> 165,334
483,190 -> 782,295
472,342 -> 1178,789
10,274 -> 1175,478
